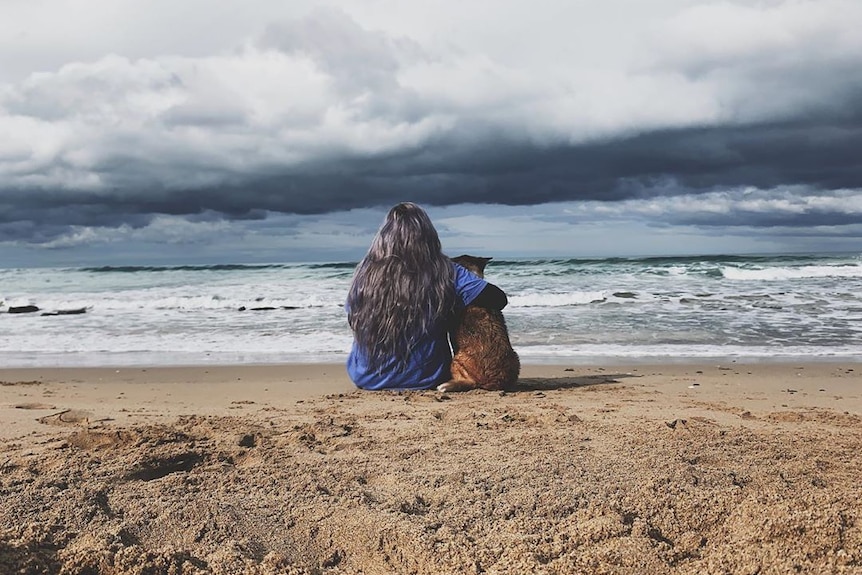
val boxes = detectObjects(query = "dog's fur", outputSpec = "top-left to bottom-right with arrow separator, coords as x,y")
438,255 -> 520,392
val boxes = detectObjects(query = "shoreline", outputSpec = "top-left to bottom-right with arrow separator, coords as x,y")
2,360 -> 860,573
2,352 -> 861,370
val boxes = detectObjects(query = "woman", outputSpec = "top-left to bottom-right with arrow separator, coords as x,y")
346,202 -> 508,390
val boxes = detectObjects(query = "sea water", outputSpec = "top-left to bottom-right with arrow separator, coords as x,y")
1,254 -> 860,367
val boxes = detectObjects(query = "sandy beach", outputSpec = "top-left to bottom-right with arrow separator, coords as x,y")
1,361 -> 860,574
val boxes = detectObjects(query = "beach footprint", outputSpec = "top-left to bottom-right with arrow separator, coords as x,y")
37,409 -> 97,426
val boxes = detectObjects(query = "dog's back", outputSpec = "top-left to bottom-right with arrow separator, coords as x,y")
440,255 -> 520,392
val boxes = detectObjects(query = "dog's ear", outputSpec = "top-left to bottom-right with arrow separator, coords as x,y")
474,257 -> 492,273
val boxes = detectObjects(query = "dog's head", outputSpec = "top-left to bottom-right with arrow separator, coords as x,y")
451,254 -> 493,278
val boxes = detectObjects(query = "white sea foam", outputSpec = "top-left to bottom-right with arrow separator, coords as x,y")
516,343 -> 862,362
721,263 -> 862,281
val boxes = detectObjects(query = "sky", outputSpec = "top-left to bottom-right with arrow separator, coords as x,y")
1,0 -> 861,266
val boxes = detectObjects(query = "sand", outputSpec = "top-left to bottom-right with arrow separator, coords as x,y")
1,361 -> 860,574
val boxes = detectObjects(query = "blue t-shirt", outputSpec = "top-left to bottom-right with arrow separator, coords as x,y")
346,263 -> 488,390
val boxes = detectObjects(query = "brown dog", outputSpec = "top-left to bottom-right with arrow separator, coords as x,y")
438,255 -> 520,392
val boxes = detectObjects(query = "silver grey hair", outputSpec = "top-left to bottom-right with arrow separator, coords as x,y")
347,202 -> 455,372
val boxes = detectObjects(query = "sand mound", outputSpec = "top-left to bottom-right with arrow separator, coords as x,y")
1,384 -> 861,574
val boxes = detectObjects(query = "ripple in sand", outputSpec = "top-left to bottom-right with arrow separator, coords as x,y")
13,402 -> 56,410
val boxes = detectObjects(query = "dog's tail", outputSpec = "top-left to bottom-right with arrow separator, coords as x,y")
437,379 -> 479,392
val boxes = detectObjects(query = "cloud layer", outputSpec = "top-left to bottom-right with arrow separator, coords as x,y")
1,0 -> 861,253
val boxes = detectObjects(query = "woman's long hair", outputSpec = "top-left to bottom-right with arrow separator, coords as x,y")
347,202 -> 455,372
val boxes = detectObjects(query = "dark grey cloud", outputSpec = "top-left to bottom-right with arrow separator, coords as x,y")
3,108 -> 862,246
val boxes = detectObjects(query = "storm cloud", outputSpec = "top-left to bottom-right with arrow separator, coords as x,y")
1,0 -> 861,257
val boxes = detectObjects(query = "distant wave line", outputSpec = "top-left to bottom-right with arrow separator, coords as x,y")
489,253 -> 857,268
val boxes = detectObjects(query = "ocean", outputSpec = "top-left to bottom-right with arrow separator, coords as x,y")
1,253 -> 860,368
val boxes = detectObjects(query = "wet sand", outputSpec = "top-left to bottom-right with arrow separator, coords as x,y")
1,362 -> 860,574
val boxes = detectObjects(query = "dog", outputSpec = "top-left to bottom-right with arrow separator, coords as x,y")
438,255 -> 520,392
